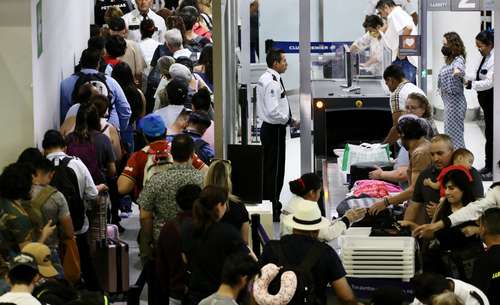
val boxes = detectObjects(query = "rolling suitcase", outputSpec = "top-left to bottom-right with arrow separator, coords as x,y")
95,238 -> 129,293
349,161 -> 394,189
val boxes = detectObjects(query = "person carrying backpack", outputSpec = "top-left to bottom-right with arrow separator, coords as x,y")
17,148 -> 77,282
103,35 -> 127,76
258,204 -> 361,305
117,113 -> 208,201
42,130 -> 104,291
60,48 -> 131,132
183,110 -> 214,165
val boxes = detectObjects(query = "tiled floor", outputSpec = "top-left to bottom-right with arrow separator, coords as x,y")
116,118 -> 487,304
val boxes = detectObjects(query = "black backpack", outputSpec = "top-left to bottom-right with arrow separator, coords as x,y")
71,71 -> 113,113
33,279 -> 79,305
267,242 -> 325,305
145,64 -> 161,114
50,157 -> 86,232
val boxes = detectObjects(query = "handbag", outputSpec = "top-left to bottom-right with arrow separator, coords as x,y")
436,240 -> 484,282
59,237 -> 81,284
341,143 -> 391,173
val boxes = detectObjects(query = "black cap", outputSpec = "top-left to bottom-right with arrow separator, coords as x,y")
8,253 -> 38,272
108,17 -> 126,31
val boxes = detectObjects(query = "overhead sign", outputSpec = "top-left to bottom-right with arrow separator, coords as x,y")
427,0 -> 451,11
451,0 -> 481,11
399,35 -> 421,56
483,0 -> 494,10
272,41 -> 352,54
427,0 -> 492,11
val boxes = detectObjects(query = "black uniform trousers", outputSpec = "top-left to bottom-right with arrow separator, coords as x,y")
478,88 -> 494,170
260,121 -> 287,213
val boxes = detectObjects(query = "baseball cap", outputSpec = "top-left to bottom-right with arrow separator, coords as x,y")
169,63 -> 192,84
108,17 -> 126,31
139,114 -> 167,137
8,253 -> 38,272
22,242 -> 58,278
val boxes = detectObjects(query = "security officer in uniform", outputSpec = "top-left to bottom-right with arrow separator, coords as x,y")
466,29 -> 495,181
257,48 -> 299,222
122,0 -> 167,43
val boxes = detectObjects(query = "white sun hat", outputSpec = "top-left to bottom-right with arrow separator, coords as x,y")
283,203 -> 329,231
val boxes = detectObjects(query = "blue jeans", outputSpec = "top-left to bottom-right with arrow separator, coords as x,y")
393,57 -> 417,85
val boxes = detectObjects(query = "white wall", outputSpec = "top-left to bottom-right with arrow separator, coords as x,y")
31,0 -> 92,148
0,0 -> 92,168
0,0 -> 34,167
323,0 -> 367,41
259,0 -> 372,90
259,0 -> 321,90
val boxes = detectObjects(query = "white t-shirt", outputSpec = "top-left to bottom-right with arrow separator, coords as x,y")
366,0 -> 419,16
139,38 -> 161,67
173,48 -> 193,60
122,9 -> 167,44
352,33 -> 385,75
394,82 -> 425,112
0,292 -> 42,305
380,6 -> 418,67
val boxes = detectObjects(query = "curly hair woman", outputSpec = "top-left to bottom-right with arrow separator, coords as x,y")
438,32 -> 467,149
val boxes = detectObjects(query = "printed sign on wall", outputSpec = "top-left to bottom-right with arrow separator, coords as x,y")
451,0 -> 481,11
399,35 -> 421,57
427,0 -> 451,11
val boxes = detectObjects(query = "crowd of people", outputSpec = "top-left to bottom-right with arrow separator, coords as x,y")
0,0 -> 499,305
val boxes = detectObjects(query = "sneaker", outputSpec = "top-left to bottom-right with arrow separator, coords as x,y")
481,171 -> 493,181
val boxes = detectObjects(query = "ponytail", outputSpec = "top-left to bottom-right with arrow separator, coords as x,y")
476,29 -> 494,47
193,185 -> 229,234
288,173 -> 322,197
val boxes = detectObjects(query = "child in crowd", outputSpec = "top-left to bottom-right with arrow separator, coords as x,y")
282,173 -> 366,241
199,253 -> 259,305
423,148 -> 475,196
0,254 -> 42,305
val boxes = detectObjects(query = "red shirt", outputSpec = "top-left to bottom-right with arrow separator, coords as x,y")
193,23 -> 212,40
122,140 -> 205,198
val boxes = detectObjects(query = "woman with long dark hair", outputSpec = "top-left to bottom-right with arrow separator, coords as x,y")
194,44 -> 213,91
438,32 -> 467,149
404,168 -> 484,281
281,173 -> 365,240
432,169 -> 484,281
66,103 -> 116,184
466,30 -> 495,180
182,186 -> 248,305
111,62 -> 145,151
